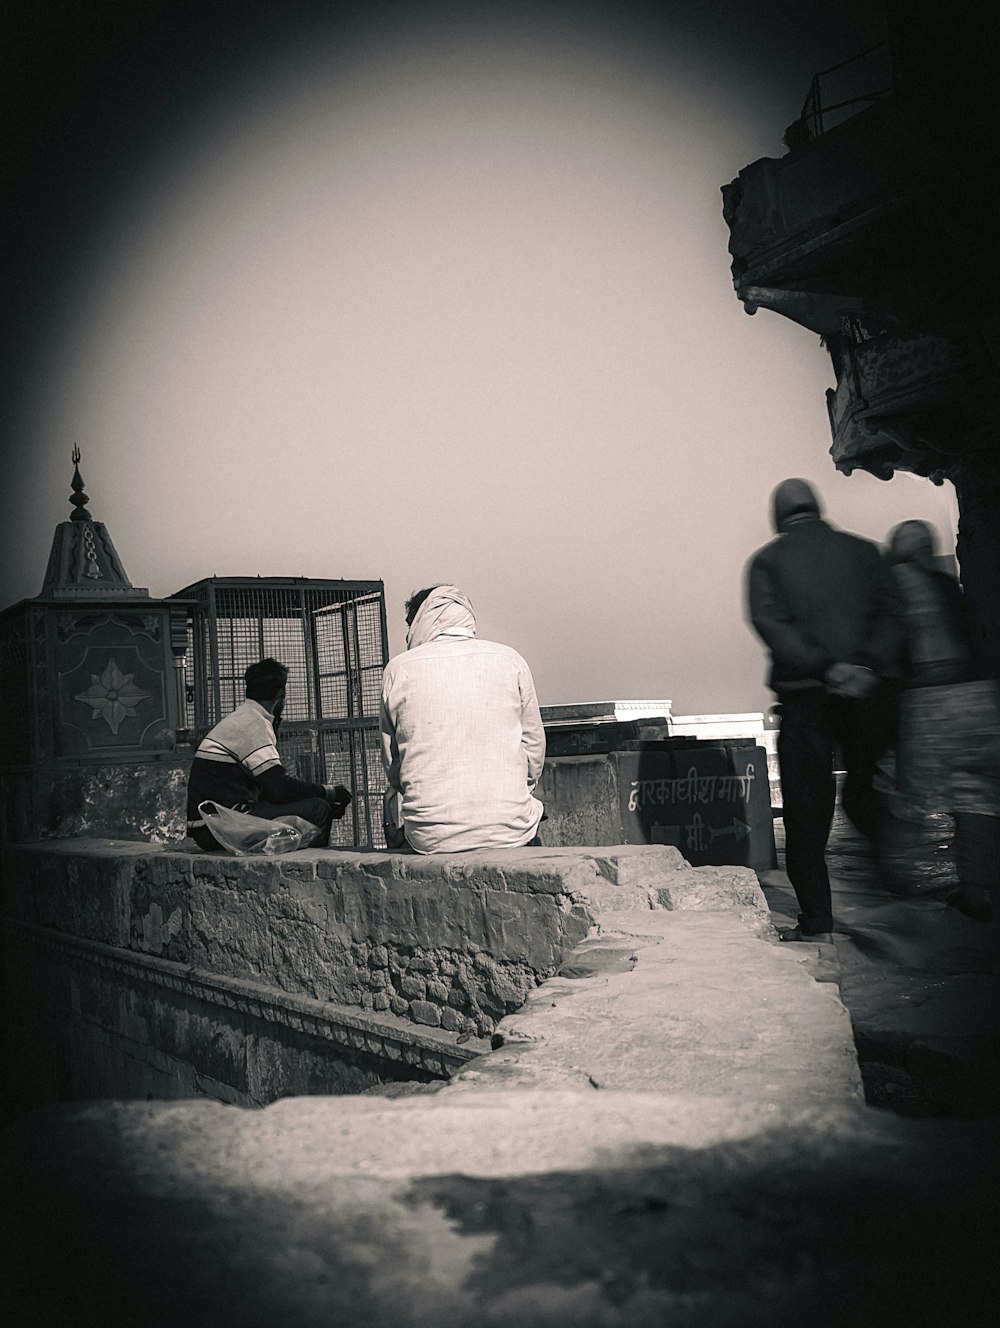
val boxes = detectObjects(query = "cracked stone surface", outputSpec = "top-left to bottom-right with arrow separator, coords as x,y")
765,811 -> 1000,1117
445,909 -> 862,1103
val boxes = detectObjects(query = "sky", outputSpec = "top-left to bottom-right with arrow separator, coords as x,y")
0,0 -> 957,717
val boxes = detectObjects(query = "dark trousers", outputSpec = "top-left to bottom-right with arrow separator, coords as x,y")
778,688 -> 887,933
954,812 -> 1000,890
192,796 -> 333,852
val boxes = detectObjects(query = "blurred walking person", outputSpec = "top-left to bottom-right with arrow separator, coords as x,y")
745,479 -> 898,941
883,520 -> 1000,921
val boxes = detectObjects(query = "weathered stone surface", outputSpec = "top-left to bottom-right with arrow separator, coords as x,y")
537,748 -> 777,873
3,839 -> 771,1102
245,1026 -> 410,1103
4,760 -> 190,845
3,839 -> 146,947
10,839 -> 765,1000
409,1000 -> 442,1027
651,863 -> 773,935
535,755 -> 624,844
449,909 -> 862,1105
5,1092 -> 997,1327
399,974 -> 427,1000
767,812 -> 1000,1117
7,816 -> 999,1325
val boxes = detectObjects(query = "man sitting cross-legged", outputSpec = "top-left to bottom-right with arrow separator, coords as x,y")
186,657 -> 350,851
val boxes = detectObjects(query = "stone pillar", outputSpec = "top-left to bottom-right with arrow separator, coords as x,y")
955,461 -> 1000,679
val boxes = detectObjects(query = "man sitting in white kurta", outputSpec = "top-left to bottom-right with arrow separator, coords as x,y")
380,585 -> 546,853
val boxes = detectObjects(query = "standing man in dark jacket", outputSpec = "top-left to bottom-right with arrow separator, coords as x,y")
746,479 -> 897,940
186,658 -> 351,851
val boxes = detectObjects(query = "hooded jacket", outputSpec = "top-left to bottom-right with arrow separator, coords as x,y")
746,482 -> 898,693
380,585 -> 545,852
888,520 -> 981,687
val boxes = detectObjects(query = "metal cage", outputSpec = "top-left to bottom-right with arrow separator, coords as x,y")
172,578 -> 389,847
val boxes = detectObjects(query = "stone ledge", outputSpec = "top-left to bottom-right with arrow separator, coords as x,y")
3,838 -> 771,1104
448,909 -> 863,1106
3,840 -> 770,1041
8,919 -> 490,1077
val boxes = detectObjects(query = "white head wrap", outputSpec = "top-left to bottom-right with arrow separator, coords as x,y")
406,585 -> 477,650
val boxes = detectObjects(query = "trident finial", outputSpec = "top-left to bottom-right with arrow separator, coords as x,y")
69,446 -> 92,522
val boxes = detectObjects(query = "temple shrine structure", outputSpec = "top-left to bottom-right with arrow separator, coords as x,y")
0,451 -> 190,841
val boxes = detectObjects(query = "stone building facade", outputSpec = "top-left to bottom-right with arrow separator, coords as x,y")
722,0 -> 1000,674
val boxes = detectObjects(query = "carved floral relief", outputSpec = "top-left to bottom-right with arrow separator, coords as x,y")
75,658 -> 152,735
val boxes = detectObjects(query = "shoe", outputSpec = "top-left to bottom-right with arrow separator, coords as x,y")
945,886 -> 993,924
778,925 -> 835,943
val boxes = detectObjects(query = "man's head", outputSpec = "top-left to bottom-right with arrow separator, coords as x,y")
405,586 -> 441,627
244,657 -> 288,711
405,585 -> 476,649
888,519 -> 937,567
771,478 -> 821,533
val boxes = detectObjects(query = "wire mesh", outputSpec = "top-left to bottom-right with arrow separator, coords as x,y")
175,578 -> 388,846
276,726 -> 320,785
321,724 -> 387,848
314,592 -> 384,720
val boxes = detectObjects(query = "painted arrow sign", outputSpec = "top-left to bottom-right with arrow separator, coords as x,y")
709,818 -> 752,843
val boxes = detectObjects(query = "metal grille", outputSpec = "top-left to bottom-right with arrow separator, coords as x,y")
320,725 -> 387,849
275,727 -> 319,784
173,578 -> 389,846
313,594 -> 384,721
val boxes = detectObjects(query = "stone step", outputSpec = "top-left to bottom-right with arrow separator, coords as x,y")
446,909 -> 863,1106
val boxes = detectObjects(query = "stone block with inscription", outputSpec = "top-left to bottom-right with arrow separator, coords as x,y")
539,741 -> 776,872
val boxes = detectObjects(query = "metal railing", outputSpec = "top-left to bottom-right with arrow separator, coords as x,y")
792,39 -> 893,145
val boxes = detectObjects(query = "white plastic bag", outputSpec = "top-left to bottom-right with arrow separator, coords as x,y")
198,801 -> 323,855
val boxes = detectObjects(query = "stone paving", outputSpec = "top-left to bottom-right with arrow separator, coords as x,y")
3,819 -> 999,1327
7,1090 -> 998,1328
446,908 -> 862,1105
764,810 -> 1000,1116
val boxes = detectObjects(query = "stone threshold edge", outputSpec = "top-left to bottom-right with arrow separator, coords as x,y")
7,919 -> 488,1078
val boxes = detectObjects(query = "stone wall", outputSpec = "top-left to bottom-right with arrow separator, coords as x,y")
2,839 -> 769,1110
539,747 -> 776,871
5,923 -> 460,1116
1,757 -> 189,844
